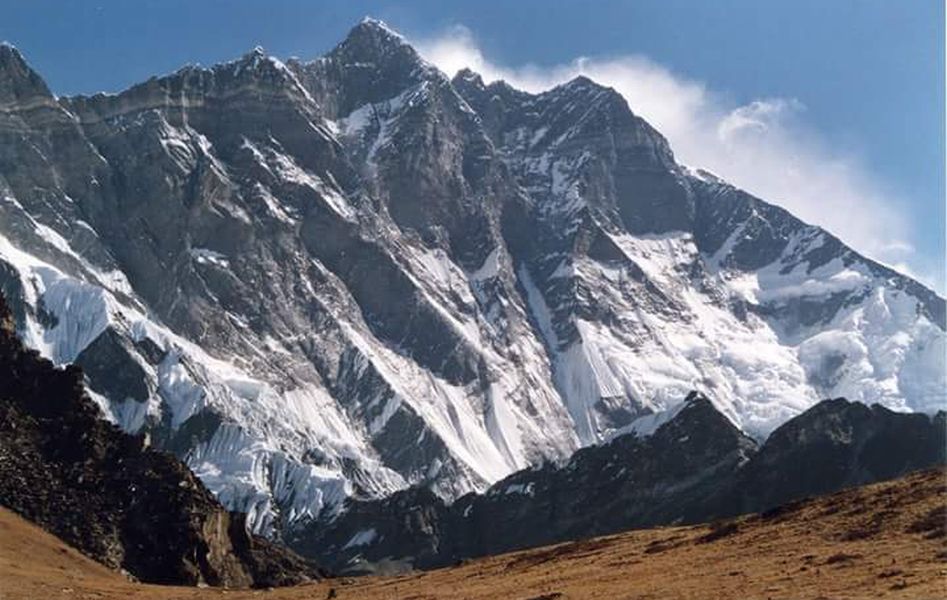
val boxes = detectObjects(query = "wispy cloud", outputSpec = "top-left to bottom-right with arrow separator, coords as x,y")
414,25 -> 942,292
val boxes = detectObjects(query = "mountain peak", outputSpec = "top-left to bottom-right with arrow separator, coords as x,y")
0,41 -> 23,62
334,17 -> 413,61
567,74 -> 597,86
216,45 -> 308,93
542,74 -> 629,110
670,390 -> 719,419
0,42 -> 53,104
557,74 -> 608,94
356,16 -> 404,38
318,16 -> 437,115
233,45 -> 274,69
453,67 -> 484,88
683,389 -> 711,405
655,391 -> 752,447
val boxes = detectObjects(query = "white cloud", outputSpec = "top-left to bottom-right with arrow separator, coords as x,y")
413,25 -> 942,293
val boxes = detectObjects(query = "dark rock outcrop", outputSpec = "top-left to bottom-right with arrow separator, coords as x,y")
707,398 -> 947,516
293,392 -> 945,574
0,294 -> 320,587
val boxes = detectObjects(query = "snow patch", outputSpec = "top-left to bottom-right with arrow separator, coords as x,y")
342,528 -> 378,550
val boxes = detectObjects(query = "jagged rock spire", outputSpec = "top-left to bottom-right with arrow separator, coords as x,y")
0,43 -> 54,105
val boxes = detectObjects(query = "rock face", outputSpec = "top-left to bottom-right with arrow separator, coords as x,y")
0,19 -> 944,536
294,393 -> 945,574
711,398 -> 947,516
0,294 -> 319,587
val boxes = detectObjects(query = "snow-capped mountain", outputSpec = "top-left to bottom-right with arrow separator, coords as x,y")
0,19 -> 943,536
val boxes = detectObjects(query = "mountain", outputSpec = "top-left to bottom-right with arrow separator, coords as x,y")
289,394 -> 945,573
0,293 -> 318,586
0,19 -> 943,536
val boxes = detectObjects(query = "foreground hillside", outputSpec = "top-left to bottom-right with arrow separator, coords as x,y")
2,469 -> 944,600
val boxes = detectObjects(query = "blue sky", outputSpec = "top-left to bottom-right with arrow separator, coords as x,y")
2,0 -> 943,290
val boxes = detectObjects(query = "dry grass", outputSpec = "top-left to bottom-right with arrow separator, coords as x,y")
2,469 -> 945,600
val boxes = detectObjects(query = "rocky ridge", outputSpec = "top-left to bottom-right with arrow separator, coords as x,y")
0,293 -> 319,587
293,392 -> 945,574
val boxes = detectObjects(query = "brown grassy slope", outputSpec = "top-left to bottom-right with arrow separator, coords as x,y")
2,469 -> 945,600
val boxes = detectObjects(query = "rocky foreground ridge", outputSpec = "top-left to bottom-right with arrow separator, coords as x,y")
0,294 -> 319,587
